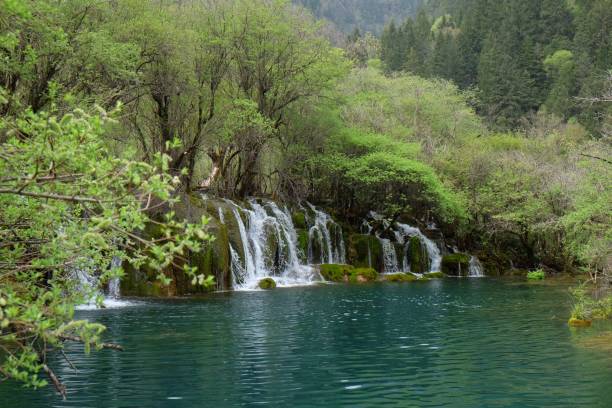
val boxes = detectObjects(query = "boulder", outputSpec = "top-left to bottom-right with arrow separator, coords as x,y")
258,277 -> 277,290
319,264 -> 354,282
383,273 -> 418,282
350,267 -> 378,283
319,264 -> 378,283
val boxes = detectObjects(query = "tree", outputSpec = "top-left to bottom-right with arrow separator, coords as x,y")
0,102 -> 213,396
0,0 -> 137,116
543,50 -> 577,119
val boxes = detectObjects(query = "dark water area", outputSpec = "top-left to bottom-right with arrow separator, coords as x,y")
2,279 -> 612,407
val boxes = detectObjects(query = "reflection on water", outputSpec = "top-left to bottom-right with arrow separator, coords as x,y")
2,279 -> 612,408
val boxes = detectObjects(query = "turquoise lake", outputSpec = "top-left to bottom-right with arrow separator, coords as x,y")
2,279 -> 612,407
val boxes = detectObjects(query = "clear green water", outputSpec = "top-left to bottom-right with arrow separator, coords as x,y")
3,279 -> 612,407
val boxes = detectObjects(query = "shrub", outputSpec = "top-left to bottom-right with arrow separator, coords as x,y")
527,269 -> 545,281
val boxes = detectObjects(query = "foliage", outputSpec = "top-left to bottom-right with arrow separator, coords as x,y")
570,285 -> 612,320
0,106 -> 213,395
527,270 -> 546,281
378,0 -> 611,133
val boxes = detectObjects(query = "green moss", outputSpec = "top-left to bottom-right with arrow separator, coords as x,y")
319,264 -> 377,283
527,269 -> 545,281
409,236 -> 430,274
292,211 -> 307,229
319,264 -> 354,282
383,273 -> 418,282
296,228 -> 309,262
258,277 -> 277,290
424,271 -> 445,279
350,267 -> 378,283
348,234 -> 383,270
441,253 -> 470,276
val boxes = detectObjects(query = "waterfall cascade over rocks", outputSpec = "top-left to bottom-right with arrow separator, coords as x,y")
224,199 -> 347,290
359,214 -> 484,277
106,196 -> 486,297
468,256 -> 485,277
73,256 -> 132,309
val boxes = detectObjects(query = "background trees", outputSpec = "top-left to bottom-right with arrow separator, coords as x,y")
377,0 -> 611,133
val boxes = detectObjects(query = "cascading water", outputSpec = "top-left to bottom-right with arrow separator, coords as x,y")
74,257 -> 132,310
226,202 -> 256,287
468,256 -> 484,277
361,217 -> 442,274
306,203 -> 346,265
380,238 -> 399,274
395,223 -> 442,273
226,200 -> 323,290
218,208 -> 225,224
107,256 -> 122,299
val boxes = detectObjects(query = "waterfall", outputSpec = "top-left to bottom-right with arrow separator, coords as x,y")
306,203 -> 346,264
226,199 -> 321,290
468,256 -> 484,277
380,238 -> 399,274
107,256 -> 122,299
395,223 -> 442,272
73,257 -> 132,310
229,244 -> 245,287
227,202 -> 256,286
218,208 -> 225,224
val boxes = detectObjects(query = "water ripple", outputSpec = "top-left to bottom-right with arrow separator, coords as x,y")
2,280 -> 612,407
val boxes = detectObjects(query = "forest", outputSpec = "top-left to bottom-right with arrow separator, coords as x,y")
0,0 -> 611,403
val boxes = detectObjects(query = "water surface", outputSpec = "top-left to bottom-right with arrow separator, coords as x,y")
3,279 -> 611,407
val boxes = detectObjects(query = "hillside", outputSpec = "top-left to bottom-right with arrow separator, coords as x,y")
293,0 -> 425,34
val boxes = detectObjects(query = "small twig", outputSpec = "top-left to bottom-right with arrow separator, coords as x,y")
0,189 -> 100,203
579,153 -> 612,165
60,349 -> 78,373
42,364 -> 67,400
58,334 -> 124,351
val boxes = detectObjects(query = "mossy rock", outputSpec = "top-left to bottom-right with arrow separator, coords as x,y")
441,253 -> 470,277
424,272 -> 445,279
383,273 -> 418,282
350,267 -> 378,283
319,264 -> 377,283
292,211 -> 307,229
568,318 -> 592,327
348,234 -> 383,271
319,264 -> 354,282
296,228 -> 310,263
258,277 -> 277,290
409,236 -> 430,274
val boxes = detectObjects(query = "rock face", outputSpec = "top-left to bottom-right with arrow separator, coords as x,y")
441,253 -> 470,276
347,234 -> 383,270
258,277 -> 277,290
122,194 -> 232,297
409,236 -> 430,274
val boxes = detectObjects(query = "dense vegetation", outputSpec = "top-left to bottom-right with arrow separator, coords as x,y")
378,0 -> 612,133
1,0 -> 610,395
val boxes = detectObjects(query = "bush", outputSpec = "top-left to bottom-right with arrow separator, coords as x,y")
527,269 -> 545,281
